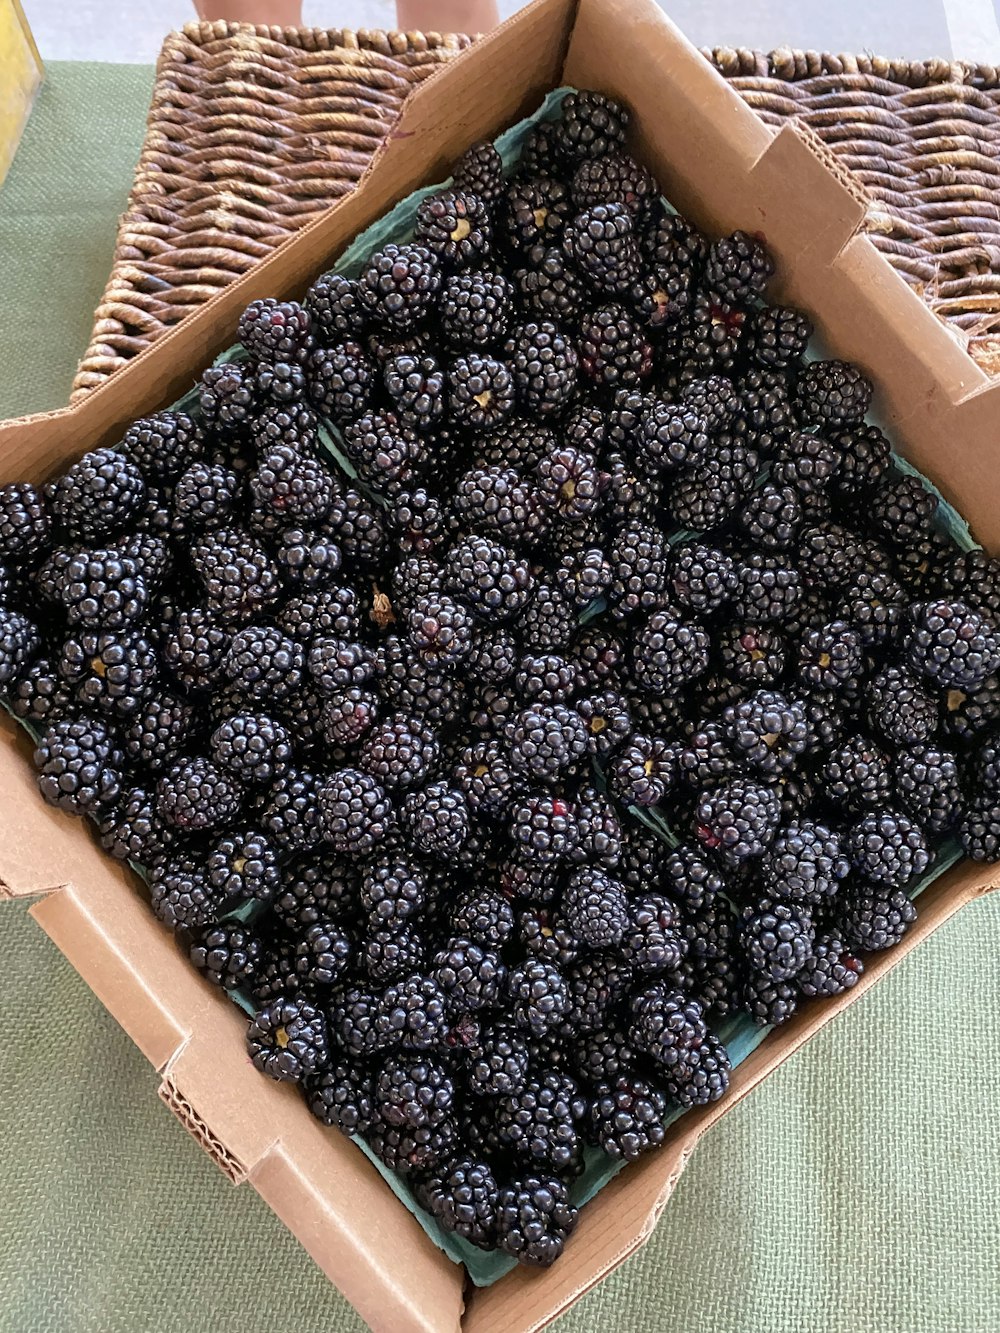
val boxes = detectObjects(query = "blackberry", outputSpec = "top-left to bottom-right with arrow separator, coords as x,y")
7,657 -> 73,727
48,448 -> 145,542
376,638 -> 464,729
156,756 -> 243,832
866,664 -> 938,748
206,828 -> 279,902
318,768 -> 392,854
506,958 -> 570,1035
503,320 -> 579,417
0,609 -> 40,687
504,176 -> 572,251
97,786 -> 174,864
732,552 -> 802,624
408,594 -> 473,666
122,690 -> 194,772
562,869 -> 628,948
959,801 -> 1000,861
465,1023 -> 529,1098
759,820 -> 849,903
509,793 -> 579,864
515,654 -> 579,705
632,609 -> 710,696
896,528 -> 961,598
432,937 -> 505,1012
416,1153 -> 499,1250
571,627 -> 625,688
452,465 -> 547,545
303,271 -> 366,342
33,715 -> 122,816
383,352 -> 444,431
905,599 -> 1000,692
796,358 -> 872,428
341,411 -> 423,490
208,711 -> 293,787
496,1174 -> 578,1268
838,569 -> 908,648
622,894 -> 686,973
607,734 -> 676,807
292,919 -> 352,989
739,482 -> 802,551
322,488 -> 386,569
506,702 -> 588,781
198,362 -> 256,432
868,472 -> 938,548
941,548 -> 1000,620
189,921 -> 263,991
743,972 -> 798,1026
359,714 -> 438,790
575,690 -> 632,758
557,90 -> 628,159
892,745 -> 961,836
797,934 -> 864,998
845,810 -> 930,888
695,778 -> 782,861
446,533 -> 533,622
170,463 -> 239,532
746,305 -> 813,369
452,738 -> 521,817
278,585 -> 359,645
190,527 -> 282,624
59,628 -> 158,715
119,412 -> 203,484
820,736 -> 893,814
308,636 -> 376,695
222,625 -> 304,702
561,951 -> 631,1034
250,444 -> 335,527
826,422 -> 892,498
450,888 -> 514,949
669,435 -> 759,531
662,844 -> 725,914
254,355 -> 308,405
942,674 -> 1000,745
414,189 -> 491,268
0,484 -> 50,571
578,303 -> 653,386
606,522 -> 669,619
771,432 -> 839,496
716,624 -> 786,687
514,247 -> 587,323
401,782 -> 469,860
247,997 -> 328,1083
358,857 -> 422,929
669,544 -> 737,616
496,1070 -> 586,1173
839,886 -> 917,951
149,859 -> 225,933
238,297 -> 311,362
637,401 -> 709,474
679,900 -> 739,1017
677,722 -> 738,791
572,152 -> 655,217
376,974 -> 450,1050
369,1118 -> 457,1174
306,1060 -> 375,1136
554,545 -> 612,610
464,630 -> 519,685
453,139 -> 505,204
273,525 -> 341,587
160,607 -> 229,692
741,897 -> 814,982
662,1032 -> 731,1108
357,242 -> 443,330
704,230 -> 773,304
534,446 -> 604,521
670,290 -> 747,371
364,927 -> 426,983
518,905 -> 580,968
629,985 -> 708,1072
795,619 -> 864,693
440,270 -> 514,353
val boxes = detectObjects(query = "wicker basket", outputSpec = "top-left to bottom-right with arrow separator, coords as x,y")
71,32 -> 1000,398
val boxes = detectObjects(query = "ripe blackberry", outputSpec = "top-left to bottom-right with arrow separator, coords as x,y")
118,412 -> 203,484
605,522 -> 668,620
122,690 -> 194,772
198,361 -> 256,432
376,973 -> 450,1050
7,657 -> 73,727
770,433 -> 838,498
382,352 -> 444,431
341,411 -> 423,490
308,636 -> 376,695
636,400 -> 709,475
306,1060 -> 375,1136
0,482 -> 51,567
632,609 -> 710,696
760,819 -> 848,903
557,89 -> 628,159
0,609 -> 40,687
465,1022 -> 530,1098
795,619 -> 864,693
408,593 -> 473,666
676,721 -> 737,791
622,894 -> 686,973
561,869 -> 628,949
837,568 -> 908,648
657,844 -> 724,915
668,434 -> 759,531
250,443 -> 335,527
304,271 -> 367,342
897,528 -> 962,598
503,320 -> 579,416
452,464 -> 547,545
207,829 -> 279,902
746,305 -> 813,369
533,446 -> 603,521
369,1117 -> 457,1174
156,756 -> 243,832
414,189 -> 492,268
738,481 -> 802,551
249,401 -> 319,455
504,175 -> 572,251
149,859 -> 225,933
704,230 -> 773,304
188,921 -> 263,991
629,985 -> 708,1072
377,638 -> 464,730
238,297 -> 311,361
941,673 -> 1000,745
357,242 -> 443,330
893,744 -> 963,836
732,552 -> 802,624
450,739 -> 519,819
256,356 -> 308,405
663,1031 -> 731,1108
514,246 -> 587,322
714,623 -> 784,688
904,599 -> 1000,692
33,715 -> 122,816
743,971 -> 798,1026
207,711 -> 293,788
505,957 -> 570,1035
158,607 -> 227,694
445,533 -> 533,623
272,856 -> 360,931
667,544 -> 736,616
438,270 -> 513,351
845,810 -> 930,889
247,997 -> 328,1083
222,625 -> 304,702
401,782 -> 470,860
509,793 -> 579,864
574,690 -> 631,759
496,1070 -> 586,1174
941,548 -> 1000,619
514,654 -> 579,706
292,918 -> 352,989
432,936 -> 505,1013
578,303 -> 653,387
571,627 -> 626,689
867,472 -> 938,549
819,735 -> 892,815
496,1174 -> 578,1268
796,934 -> 864,999
364,927 -> 426,983
277,585 -> 360,645
101,790 -> 172,862
695,778 -> 782,861
517,904 -> 580,968
670,290 -> 747,371
865,664 -> 937,748
465,630 -> 519,685
796,358 -> 872,427
359,714 -> 438,790
741,897 -> 814,982
552,545 -> 610,611
839,885 -> 917,951
58,628 -> 157,716
48,448 -> 146,542
679,899 -> 739,1017
274,526 -> 342,588
190,526 -> 282,624
318,768 -> 392,855
170,463 -> 239,533
822,423 -> 891,501
607,734 -> 676,807
572,151 -> 655,217
416,1153 -> 499,1250
959,798 -> 1000,860
453,139 -> 505,204
322,488 -> 386,569
506,702 -> 588,782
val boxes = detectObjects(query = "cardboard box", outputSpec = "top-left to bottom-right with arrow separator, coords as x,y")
3,0 -> 1000,1328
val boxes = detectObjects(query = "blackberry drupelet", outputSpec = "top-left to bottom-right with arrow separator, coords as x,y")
189,922 -> 263,990
48,448 -> 146,541
157,755 -> 243,832
839,886 -> 917,951
414,189 -> 492,268
357,242 -> 443,330
247,997 -> 329,1082
33,715 -> 122,816
319,768 -> 392,854
904,599 -> 1000,692
845,809 -> 930,888
796,359 -> 872,427
695,779 -> 782,861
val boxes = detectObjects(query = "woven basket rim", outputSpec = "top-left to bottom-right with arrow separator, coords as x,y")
177,20 -> 473,52
702,45 -> 1000,88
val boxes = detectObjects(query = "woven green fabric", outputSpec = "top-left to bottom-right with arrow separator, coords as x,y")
3,61 -> 1000,1333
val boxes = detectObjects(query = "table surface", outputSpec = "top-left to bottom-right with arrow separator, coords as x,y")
3,61 -> 1000,1333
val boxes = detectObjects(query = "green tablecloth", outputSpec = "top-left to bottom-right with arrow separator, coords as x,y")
3,60 -> 1000,1333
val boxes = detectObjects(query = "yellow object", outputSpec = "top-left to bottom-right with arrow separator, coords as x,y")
0,0 -> 43,188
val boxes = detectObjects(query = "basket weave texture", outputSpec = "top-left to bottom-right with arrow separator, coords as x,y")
71,22 -> 472,399
72,32 -> 1000,398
